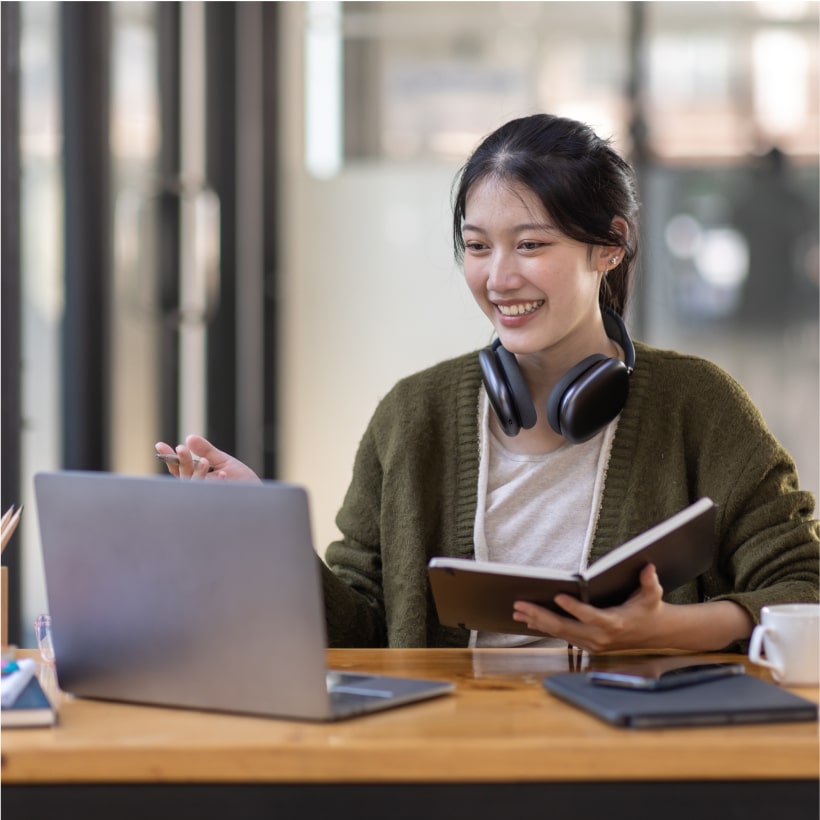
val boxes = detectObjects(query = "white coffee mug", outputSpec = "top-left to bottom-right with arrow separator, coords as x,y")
748,603 -> 820,686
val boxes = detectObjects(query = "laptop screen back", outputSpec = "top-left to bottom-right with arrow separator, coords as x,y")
34,471 -> 334,719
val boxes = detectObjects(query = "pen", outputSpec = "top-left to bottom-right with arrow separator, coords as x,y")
155,453 -> 215,473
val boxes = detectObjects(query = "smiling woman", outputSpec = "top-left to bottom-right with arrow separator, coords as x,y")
456,117 -> 637,452
9,1 -> 817,660
157,112 -> 819,656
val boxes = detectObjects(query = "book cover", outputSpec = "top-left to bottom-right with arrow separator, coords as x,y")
428,497 -> 716,635
1,672 -> 57,728
543,671 -> 819,728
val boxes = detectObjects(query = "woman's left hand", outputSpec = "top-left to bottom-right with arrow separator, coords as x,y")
512,563 -> 666,653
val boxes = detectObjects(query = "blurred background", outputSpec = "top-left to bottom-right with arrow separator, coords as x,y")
2,1 -> 818,647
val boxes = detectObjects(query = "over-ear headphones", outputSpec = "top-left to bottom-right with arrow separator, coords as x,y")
478,307 -> 635,444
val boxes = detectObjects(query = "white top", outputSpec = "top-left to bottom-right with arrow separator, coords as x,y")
472,390 -> 616,648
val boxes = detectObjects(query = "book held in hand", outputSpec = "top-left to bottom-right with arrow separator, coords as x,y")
428,497 -> 716,635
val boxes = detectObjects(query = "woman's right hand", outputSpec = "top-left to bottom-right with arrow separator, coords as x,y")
154,434 -> 261,482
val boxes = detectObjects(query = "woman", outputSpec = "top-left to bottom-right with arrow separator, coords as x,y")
157,114 -> 819,652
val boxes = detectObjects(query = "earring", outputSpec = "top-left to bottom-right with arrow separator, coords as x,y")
609,255 -> 619,266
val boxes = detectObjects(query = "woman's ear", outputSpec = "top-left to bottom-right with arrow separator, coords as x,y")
597,216 -> 629,270
610,215 -> 629,245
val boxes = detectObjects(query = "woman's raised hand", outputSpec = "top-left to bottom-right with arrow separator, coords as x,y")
155,434 -> 261,482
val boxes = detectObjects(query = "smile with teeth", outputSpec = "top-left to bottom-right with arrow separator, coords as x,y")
496,300 -> 544,317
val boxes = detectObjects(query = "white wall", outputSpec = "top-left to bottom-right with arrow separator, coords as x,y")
278,163 -> 492,555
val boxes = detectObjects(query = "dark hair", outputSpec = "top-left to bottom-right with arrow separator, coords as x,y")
451,114 -> 640,316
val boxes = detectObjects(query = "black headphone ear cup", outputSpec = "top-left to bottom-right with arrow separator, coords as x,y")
479,346 -> 522,437
494,346 -> 537,431
480,308 -> 634,441
548,356 -> 630,444
546,354 -> 607,437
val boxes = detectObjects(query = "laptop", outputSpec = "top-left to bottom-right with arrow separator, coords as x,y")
33,471 -> 454,721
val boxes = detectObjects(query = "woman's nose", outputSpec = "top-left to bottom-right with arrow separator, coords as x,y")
486,252 -> 521,291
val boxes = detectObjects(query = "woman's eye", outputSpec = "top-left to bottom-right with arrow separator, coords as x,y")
519,241 -> 545,251
465,241 -> 488,252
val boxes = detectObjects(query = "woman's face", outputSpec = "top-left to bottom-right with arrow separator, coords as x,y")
462,176 -> 610,367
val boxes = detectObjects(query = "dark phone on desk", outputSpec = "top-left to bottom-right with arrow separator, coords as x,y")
586,662 -> 745,691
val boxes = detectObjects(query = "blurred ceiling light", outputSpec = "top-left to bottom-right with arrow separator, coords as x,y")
756,1 -> 811,21
665,214 -> 703,259
753,29 -> 809,136
694,228 -> 749,288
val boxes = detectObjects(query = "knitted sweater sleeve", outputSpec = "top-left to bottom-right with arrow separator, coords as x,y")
321,354 -> 482,648
696,365 -> 820,621
319,413 -> 389,647
595,344 -> 819,638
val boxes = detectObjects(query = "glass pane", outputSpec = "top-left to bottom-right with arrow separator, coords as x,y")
289,0 -> 819,557
644,1 -> 819,159
304,1 -> 633,171
20,0 -> 63,637
109,1 -> 162,474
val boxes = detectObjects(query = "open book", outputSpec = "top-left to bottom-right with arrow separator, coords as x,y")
428,497 -> 717,636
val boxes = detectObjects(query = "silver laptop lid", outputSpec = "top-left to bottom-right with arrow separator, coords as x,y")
34,471 -> 335,719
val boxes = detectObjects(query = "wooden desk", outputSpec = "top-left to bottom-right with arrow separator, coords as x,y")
2,649 -> 818,820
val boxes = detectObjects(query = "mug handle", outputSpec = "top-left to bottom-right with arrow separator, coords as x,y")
748,624 -> 781,675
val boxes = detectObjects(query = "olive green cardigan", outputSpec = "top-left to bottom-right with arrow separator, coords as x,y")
320,342 -> 819,648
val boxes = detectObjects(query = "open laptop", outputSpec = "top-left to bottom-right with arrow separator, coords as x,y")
33,471 -> 453,721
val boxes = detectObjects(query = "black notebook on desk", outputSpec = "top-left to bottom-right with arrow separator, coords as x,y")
1,674 -> 57,728
543,672 -> 818,728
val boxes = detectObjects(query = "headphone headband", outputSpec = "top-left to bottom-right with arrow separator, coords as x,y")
602,307 -> 635,373
479,308 -> 635,443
